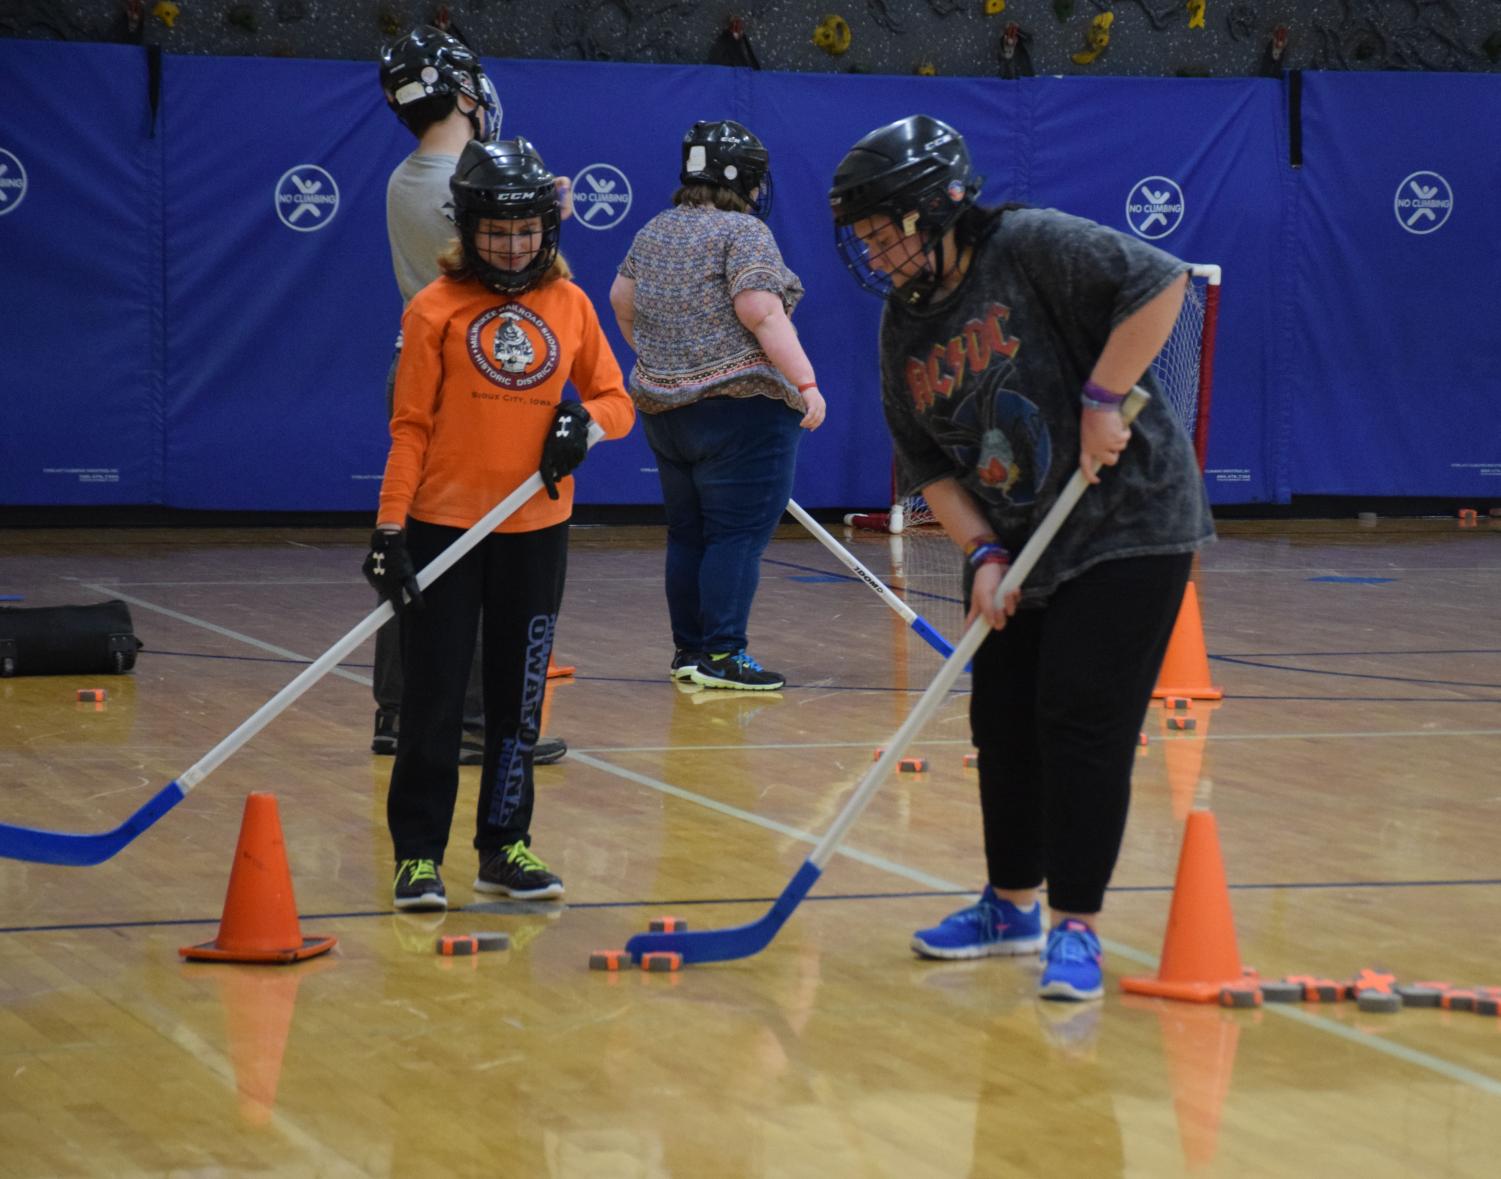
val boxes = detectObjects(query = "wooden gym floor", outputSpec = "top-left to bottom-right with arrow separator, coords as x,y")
1,515 -> 1498,1177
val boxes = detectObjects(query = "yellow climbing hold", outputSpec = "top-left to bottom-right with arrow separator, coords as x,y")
152,0 -> 180,28
813,14 -> 852,56
1187,0 -> 1206,30
1071,11 -> 1113,65
985,0 -> 1007,15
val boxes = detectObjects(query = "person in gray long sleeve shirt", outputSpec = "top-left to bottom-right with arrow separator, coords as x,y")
830,114 -> 1213,1003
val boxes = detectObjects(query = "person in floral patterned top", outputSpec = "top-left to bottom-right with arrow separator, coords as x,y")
610,120 -> 825,691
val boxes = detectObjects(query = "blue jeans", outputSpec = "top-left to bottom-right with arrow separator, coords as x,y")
643,394 -> 802,655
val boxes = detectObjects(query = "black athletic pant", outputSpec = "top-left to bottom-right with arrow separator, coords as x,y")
969,552 -> 1193,914
373,345 -> 485,740
387,518 -> 567,863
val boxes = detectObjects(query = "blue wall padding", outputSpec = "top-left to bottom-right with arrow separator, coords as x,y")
2,42 -> 1497,510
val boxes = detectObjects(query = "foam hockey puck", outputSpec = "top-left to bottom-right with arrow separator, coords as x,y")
589,949 -> 628,971
1394,984 -> 1443,1008
1219,984 -> 1261,1008
76,688 -> 107,702
470,932 -> 509,952
1166,717 -> 1197,731
648,916 -> 687,933
1356,990 -> 1401,1013
641,951 -> 682,973
897,757 -> 928,773
1258,980 -> 1305,1003
963,752 -> 978,769
436,935 -> 479,956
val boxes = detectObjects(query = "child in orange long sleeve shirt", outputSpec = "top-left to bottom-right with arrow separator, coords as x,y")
363,137 -> 634,910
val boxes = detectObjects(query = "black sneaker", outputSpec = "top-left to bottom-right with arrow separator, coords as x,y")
393,858 -> 447,911
690,650 -> 785,691
372,709 -> 398,755
669,648 -> 703,680
473,841 -> 564,900
534,736 -> 567,765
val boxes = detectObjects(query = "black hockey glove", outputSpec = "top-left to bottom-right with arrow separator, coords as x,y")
540,401 -> 592,500
362,529 -> 424,616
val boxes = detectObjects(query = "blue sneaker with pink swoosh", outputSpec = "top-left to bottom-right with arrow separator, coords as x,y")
911,885 -> 1045,959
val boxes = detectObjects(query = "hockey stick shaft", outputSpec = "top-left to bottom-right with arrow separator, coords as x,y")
785,499 -> 954,657
627,391 -> 1148,962
0,426 -> 605,866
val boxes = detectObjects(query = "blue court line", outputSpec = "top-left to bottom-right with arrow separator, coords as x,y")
1307,575 -> 1397,584
1216,695 -> 1501,704
6,877 -> 1498,937
1219,648 -> 1501,658
1212,654 -> 1501,691
763,555 -> 963,607
130,650 -> 950,696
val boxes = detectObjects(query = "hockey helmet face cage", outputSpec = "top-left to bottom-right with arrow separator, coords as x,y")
379,25 -> 501,141
680,120 -> 773,218
828,114 -> 983,306
450,138 -> 561,295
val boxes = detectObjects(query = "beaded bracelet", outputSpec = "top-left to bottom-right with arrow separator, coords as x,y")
963,533 -> 998,558
966,542 -> 1012,570
1081,378 -> 1127,412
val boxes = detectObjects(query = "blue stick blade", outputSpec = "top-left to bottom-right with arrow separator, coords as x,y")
626,860 -> 822,965
908,615 -> 955,658
0,781 -> 185,866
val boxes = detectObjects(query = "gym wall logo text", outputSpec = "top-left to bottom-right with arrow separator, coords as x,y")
571,163 -> 632,231
274,164 -> 340,232
0,149 -> 28,216
1394,171 -> 1453,235
1125,176 -> 1185,240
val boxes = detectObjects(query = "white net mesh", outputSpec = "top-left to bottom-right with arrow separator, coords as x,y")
1149,264 -> 1219,471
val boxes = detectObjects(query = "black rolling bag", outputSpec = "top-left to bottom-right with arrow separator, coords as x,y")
0,600 -> 145,677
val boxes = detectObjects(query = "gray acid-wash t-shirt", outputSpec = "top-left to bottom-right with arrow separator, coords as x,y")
386,152 -> 459,306
880,207 -> 1214,602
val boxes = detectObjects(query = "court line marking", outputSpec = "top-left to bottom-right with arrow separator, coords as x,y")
70,584 -> 1501,1092
568,750 -> 1501,1099
79,583 -> 372,687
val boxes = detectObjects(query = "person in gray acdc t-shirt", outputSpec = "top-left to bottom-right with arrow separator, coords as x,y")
829,115 -> 1214,1003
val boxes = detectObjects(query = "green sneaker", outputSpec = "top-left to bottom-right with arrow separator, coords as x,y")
474,841 -> 564,900
393,858 -> 447,911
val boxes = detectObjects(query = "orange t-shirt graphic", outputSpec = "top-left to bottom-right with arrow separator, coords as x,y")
378,275 -> 635,533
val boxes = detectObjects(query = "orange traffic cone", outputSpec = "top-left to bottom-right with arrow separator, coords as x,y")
1152,582 -> 1222,701
1122,809 -> 1246,1002
181,793 -> 336,964
547,654 -> 575,679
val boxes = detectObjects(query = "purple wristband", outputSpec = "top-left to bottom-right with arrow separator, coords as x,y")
1081,379 -> 1127,411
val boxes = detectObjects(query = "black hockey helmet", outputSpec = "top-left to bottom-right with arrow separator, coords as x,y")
680,119 -> 772,218
449,138 -> 561,295
828,114 -> 983,305
379,25 -> 501,141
